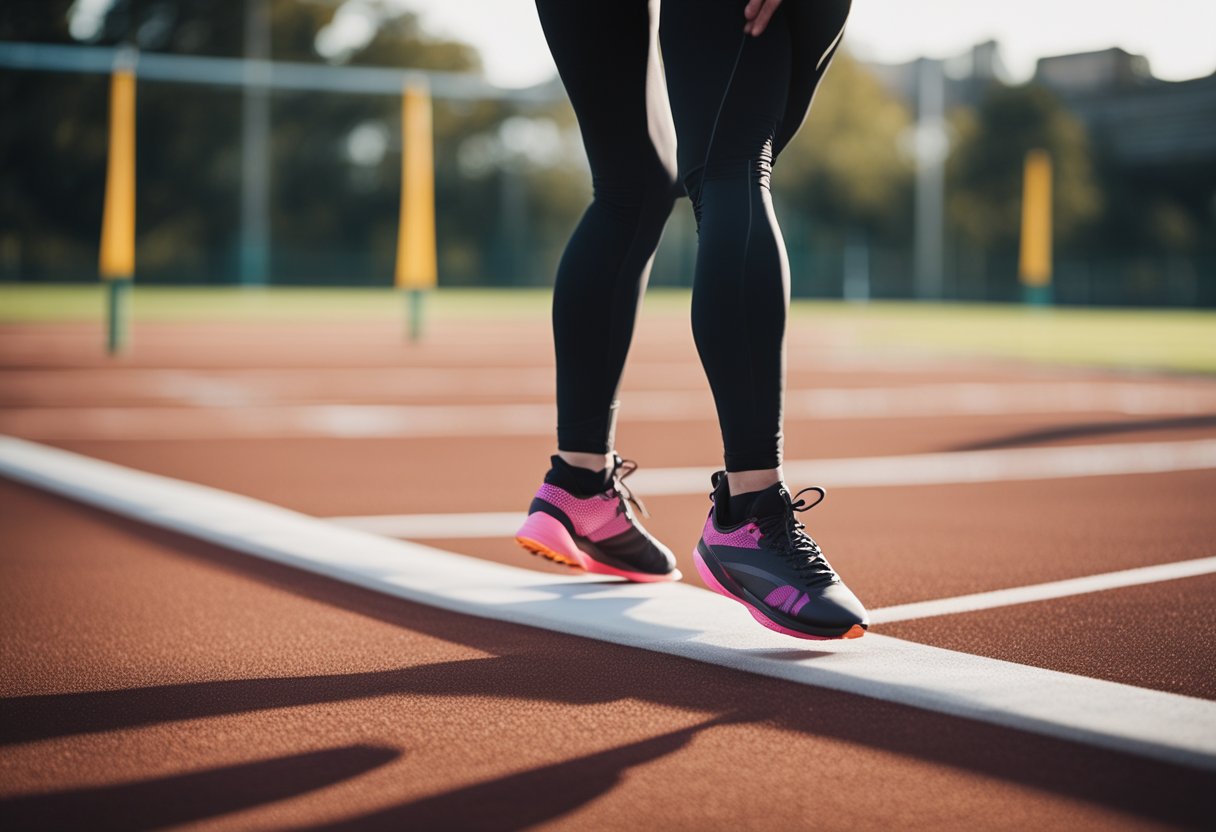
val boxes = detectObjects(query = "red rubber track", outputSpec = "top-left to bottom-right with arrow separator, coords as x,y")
2,316 -> 1214,827
2,482 -> 1212,829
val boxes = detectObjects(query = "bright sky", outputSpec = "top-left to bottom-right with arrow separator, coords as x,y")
385,0 -> 1216,87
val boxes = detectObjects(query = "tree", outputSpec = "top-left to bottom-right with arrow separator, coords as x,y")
0,1 -> 109,279
0,0 -> 529,283
774,52 -> 915,242
946,83 -> 1101,253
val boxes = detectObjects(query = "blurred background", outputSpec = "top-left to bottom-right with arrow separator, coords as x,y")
1,0 -> 1214,306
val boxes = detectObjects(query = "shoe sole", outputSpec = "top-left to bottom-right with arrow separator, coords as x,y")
693,548 -> 865,641
515,512 -> 682,584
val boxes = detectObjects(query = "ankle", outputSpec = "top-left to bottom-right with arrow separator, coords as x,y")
726,467 -> 782,497
557,450 -> 613,474
548,452 -> 613,496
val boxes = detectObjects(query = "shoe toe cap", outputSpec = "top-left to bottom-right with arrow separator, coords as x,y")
797,582 -> 869,630
592,532 -> 678,576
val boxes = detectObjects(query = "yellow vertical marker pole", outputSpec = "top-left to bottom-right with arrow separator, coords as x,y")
395,79 -> 437,341
100,61 -> 137,353
1018,148 -> 1053,306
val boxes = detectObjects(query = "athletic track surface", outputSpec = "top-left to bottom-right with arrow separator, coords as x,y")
1,311 -> 1214,830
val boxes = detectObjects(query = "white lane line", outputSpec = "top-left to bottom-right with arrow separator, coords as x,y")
0,403 -> 558,440
332,511 -> 527,538
2,435 -> 1214,772
785,382 -> 1216,419
328,516 -> 1216,623
2,382 -> 1213,440
868,557 -> 1216,625
1,365 -> 682,404
327,439 -> 1216,534
635,439 -> 1216,495
0,359 -> 960,406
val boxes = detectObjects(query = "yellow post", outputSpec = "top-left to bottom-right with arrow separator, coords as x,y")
100,65 -> 136,352
396,79 -> 437,340
1018,148 -> 1053,305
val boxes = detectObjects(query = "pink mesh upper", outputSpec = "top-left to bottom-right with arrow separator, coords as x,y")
589,510 -> 634,541
535,483 -> 633,543
700,513 -> 761,550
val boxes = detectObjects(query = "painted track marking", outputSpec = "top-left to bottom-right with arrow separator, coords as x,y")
324,439 -> 1216,535
868,556 -> 1216,624
331,510 -> 529,538
1,434 -> 1214,772
638,439 -> 1216,495
327,511 -> 1216,624
2,382 -> 1214,439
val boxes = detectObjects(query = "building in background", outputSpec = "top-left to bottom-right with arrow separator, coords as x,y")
866,41 -> 1216,171
864,40 -> 1010,111
861,42 -> 1215,306
1035,48 -> 1216,170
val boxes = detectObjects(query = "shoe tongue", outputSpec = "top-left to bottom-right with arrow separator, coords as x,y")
747,483 -> 791,519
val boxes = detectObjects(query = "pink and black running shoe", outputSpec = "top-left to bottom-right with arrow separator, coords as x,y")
516,455 -> 681,582
694,472 -> 867,640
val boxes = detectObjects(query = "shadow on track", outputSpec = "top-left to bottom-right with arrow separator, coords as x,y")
301,719 -> 730,832
2,653 -> 704,745
5,494 -> 1214,829
952,414 -> 1216,452
0,745 -> 399,830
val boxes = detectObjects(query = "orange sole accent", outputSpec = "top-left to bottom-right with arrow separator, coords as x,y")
515,536 -> 583,570
840,624 -> 866,640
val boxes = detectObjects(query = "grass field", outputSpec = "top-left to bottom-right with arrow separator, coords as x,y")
2,282 -> 1214,373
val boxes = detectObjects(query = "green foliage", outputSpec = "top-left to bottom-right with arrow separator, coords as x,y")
3,3 -> 1205,304
0,0 -> 529,284
353,13 -> 482,71
775,52 -> 914,240
0,0 -> 75,41
946,83 -> 1102,251
257,2 -> 504,285
0,2 -> 106,279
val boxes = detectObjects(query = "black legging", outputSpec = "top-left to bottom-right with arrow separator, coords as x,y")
537,0 -> 851,471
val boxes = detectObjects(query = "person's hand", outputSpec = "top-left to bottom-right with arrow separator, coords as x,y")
743,0 -> 783,36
